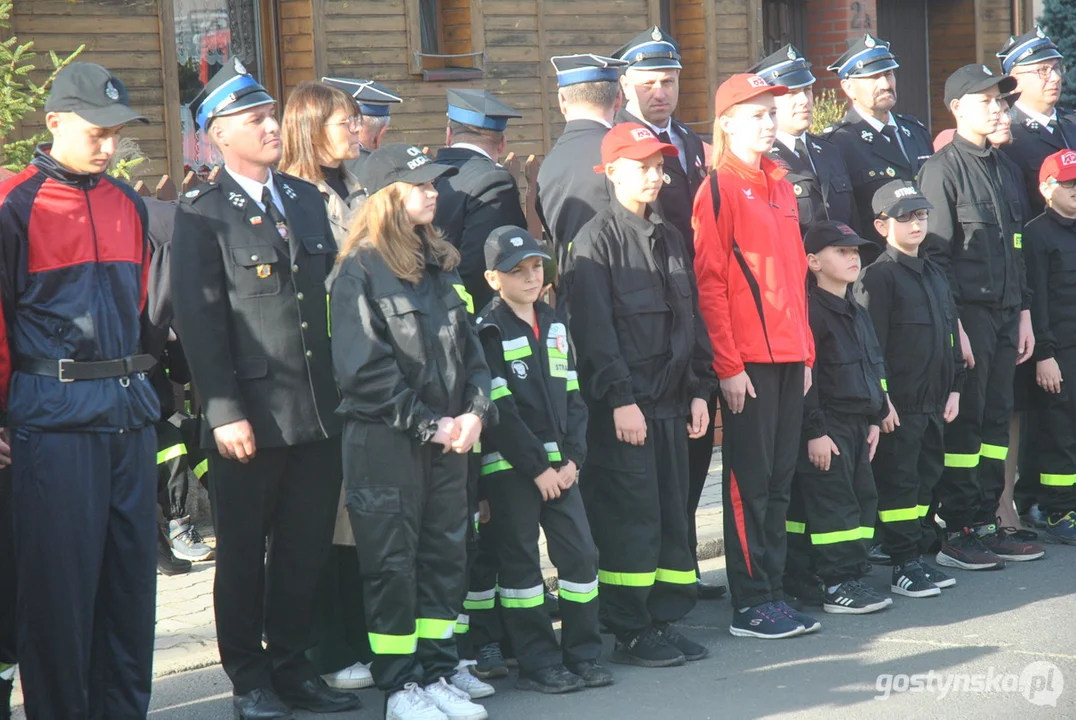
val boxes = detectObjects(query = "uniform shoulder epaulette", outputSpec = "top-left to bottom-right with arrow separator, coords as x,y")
821,116 -> 852,135
275,171 -> 318,192
181,182 -> 219,203
895,112 -> 927,130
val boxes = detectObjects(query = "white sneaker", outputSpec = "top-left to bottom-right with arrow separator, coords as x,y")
423,677 -> 488,720
387,683 -> 448,720
321,660 -> 374,689
450,669 -> 495,699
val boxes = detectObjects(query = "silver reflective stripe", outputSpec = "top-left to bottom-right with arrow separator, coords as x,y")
498,584 -> 545,599
558,578 -> 598,594
543,442 -> 560,453
491,377 -> 508,390
481,452 -> 504,465
502,337 -> 529,353
466,588 -> 497,601
566,371 -> 578,381
457,613 -> 470,625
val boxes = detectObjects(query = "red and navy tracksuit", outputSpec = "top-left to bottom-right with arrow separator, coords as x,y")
0,147 -> 159,719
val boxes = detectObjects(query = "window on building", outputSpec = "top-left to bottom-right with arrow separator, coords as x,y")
762,0 -> 807,54
406,0 -> 483,79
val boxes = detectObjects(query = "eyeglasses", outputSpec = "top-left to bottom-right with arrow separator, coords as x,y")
326,116 -> 361,132
886,209 -> 929,223
1014,62 -> 1065,81
1049,178 -> 1076,189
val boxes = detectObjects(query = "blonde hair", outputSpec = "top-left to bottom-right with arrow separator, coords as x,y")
710,113 -> 729,170
338,181 -> 460,284
279,80 -> 359,183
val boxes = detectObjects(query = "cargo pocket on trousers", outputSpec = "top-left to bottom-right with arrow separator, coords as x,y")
347,486 -> 411,573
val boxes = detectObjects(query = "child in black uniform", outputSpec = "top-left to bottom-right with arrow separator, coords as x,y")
801,221 -> 894,615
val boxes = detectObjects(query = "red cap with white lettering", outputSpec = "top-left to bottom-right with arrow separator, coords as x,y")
594,122 -> 679,172
714,73 -> 788,117
1040,149 -> 1076,184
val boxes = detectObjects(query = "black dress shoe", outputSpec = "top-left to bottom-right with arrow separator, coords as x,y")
696,580 -> 727,600
276,677 -> 361,713
233,688 -> 293,720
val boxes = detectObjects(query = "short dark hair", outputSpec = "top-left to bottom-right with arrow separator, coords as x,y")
560,80 -> 621,109
447,119 -> 504,144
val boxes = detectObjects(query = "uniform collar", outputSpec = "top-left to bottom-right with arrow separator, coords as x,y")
564,114 -> 612,129
854,106 -> 897,132
884,243 -> 924,272
776,131 -> 807,154
31,144 -> 103,189
1047,206 -> 1076,227
811,284 -> 856,315
225,165 -> 283,211
717,151 -> 788,185
950,131 -> 995,158
1015,101 -> 1056,128
450,142 -> 494,161
612,197 -> 659,235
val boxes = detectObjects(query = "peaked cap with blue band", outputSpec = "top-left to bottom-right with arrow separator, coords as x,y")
551,54 -> 629,87
611,26 -> 682,70
827,34 -> 899,79
446,89 -> 521,131
321,77 -> 402,117
997,27 -> 1063,75
189,57 -> 274,131
749,44 -> 816,89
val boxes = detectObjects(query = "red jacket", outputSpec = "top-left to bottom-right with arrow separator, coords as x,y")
692,152 -> 814,379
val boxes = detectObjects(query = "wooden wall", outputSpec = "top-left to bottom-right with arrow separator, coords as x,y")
281,0 -> 317,99
674,0 -> 709,126
11,0 -> 169,177
928,0 -> 976,134
976,0 -> 1015,69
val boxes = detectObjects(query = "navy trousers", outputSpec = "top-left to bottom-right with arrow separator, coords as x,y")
13,427 -> 157,720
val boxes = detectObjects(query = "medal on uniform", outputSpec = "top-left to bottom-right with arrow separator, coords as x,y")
886,167 -> 896,177
256,264 -> 272,279
276,222 -> 289,240
250,216 -> 263,225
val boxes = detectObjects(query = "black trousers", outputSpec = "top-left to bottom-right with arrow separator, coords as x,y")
794,413 -> 877,584
14,428 -> 157,720
156,418 -> 191,520
784,473 -> 815,582
344,421 -> 468,694
686,391 -> 720,574
580,411 -> 697,635
459,515 -> 504,657
486,472 -> 601,673
873,412 -> 946,563
938,305 -> 1019,529
722,362 -> 804,609
0,468 -> 14,669
308,545 -> 372,675
210,436 -> 341,695
1034,347 -> 1076,513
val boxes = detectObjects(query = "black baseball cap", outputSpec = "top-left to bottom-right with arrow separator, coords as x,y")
357,143 -> 458,195
44,62 -> 147,127
873,180 -> 934,218
944,63 -> 1017,106
804,221 -> 873,254
485,226 -> 550,272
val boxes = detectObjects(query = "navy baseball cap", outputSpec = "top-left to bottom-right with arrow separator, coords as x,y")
358,144 -> 458,195
804,221 -> 873,254
872,180 -> 933,218
485,226 -> 550,272
45,62 -> 148,127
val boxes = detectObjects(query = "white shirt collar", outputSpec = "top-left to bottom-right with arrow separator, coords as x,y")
225,166 -> 284,214
450,142 -> 494,161
776,131 -> 807,154
1015,102 -> 1057,130
646,118 -> 674,137
856,107 -> 898,133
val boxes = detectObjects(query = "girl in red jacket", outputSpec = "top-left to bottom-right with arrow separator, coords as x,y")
692,74 -> 816,639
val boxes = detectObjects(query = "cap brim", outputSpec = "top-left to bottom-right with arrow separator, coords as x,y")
74,104 -> 149,128
494,249 -> 552,272
1014,47 -> 1064,69
773,69 -> 816,89
593,142 -> 678,173
883,196 -> 933,218
828,235 -> 874,249
628,59 -> 682,71
848,58 -> 900,78
947,75 -> 1018,104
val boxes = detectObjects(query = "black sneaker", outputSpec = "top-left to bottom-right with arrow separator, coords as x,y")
891,560 -> 942,598
921,562 -> 956,588
976,524 -> 1045,562
609,627 -> 685,667
653,623 -> 708,660
516,664 -> 585,694
868,544 -> 894,565
472,643 -> 508,679
729,602 -> 805,639
784,575 -> 825,608
823,579 -> 892,615
565,660 -> 614,688
936,528 -> 1005,570
696,580 -> 728,600
157,525 -> 192,576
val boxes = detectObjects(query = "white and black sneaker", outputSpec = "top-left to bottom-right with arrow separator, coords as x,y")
891,560 -> 942,598
921,561 -> 956,588
823,579 -> 893,615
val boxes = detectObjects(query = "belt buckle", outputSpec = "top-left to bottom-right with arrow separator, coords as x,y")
57,358 -> 74,383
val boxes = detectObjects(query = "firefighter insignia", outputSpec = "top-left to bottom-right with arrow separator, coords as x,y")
861,130 -> 874,143
663,172 -> 671,185
787,45 -> 797,60
234,57 -> 248,75
864,34 -> 876,48
511,359 -> 529,379
256,264 -> 272,279
228,192 -> 246,209
652,26 -> 662,41
794,184 -> 803,196
901,125 -> 911,137
282,182 -> 297,200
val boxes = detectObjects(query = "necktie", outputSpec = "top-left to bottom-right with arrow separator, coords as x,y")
261,186 -> 289,241
881,125 -> 910,164
794,138 -> 816,174
657,130 -> 672,144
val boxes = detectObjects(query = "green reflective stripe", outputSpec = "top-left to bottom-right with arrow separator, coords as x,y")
559,587 -> 598,603
464,588 -> 496,610
455,614 -> 470,634
193,459 -> 209,479
156,444 -> 187,465
416,618 -> 456,640
810,526 -> 874,545
945,452 -> 980,468
950,333 -> 955,347
918,504 -> 930,518
452,284 -> 475,314
502,336 -> 532,361
369,631 -> 418,654
655,568 -> 697,585
980,443 -> 1008,461
1042,473 -> 1076,487
558,578 -> 598,603
566,370 -> 580,392
326,293 -> 332,337
786,520 -> 806,534
499,584 -> 546,609
879,506 -> 921,523
482,446 -> 560,476
598,570 -> 656,587
490,377 -> 512,401
880,378 -> 888,392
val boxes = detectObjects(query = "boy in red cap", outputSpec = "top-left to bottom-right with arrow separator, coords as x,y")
563,123 -> 717,668
1024,149 -> 1076,544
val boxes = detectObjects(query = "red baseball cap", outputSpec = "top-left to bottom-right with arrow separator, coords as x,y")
714,73 -> 788,117
593,122 -> 678,172
1040,149 -> 1076,184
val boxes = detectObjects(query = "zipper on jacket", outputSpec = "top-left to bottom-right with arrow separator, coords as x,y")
84,188 -> 101,263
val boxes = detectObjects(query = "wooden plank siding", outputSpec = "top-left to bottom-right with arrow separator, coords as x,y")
12,0 -> 169,177
928,0 -> 977,134
674,0 -> 710,126
280,0 -> 317,99
976,0 -> 1014,69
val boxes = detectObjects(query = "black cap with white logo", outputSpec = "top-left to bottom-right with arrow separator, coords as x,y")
872,179 -> 934,219
943,63 -> 1018,106
357,143 -> 459,196
484,225 -> 550,272
44,62 -> 148,128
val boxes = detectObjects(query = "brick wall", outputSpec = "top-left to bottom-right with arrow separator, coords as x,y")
804,0 -> 877,94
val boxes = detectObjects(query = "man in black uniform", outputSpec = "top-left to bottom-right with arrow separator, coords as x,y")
172,60 -> 360,720
823,34 -> 934,253
433,89 -> 528,312
331,78 -> 402,179
536,53 -> 626,267
919,64 -> 1044,572
752,44 -> 858,235
998,28 -> 1074,215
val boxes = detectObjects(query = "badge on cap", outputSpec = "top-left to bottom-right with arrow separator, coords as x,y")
982,65 -> 992,75
104,80 -> 119,101
256,264 -> 272,278
865,35 -> 876,48
234,57 -> 248,75
1062,151 -> 1076,166
630,127 -> 654,141
510,236 -> 523,247
748,75 -> 767,88
787,46 -> 797,60
652,27 -> 662,41
1037,27 -> 1046,39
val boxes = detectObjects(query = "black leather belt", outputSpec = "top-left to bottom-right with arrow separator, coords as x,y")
18,355 -> 156,382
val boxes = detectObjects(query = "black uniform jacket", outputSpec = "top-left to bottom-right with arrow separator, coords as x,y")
536,119 -> 612,267
804,286 -> 888,440
143,197 -> 189,419
768,133 -> 858,235
564,201 -> 716,418
476,297 -> 586,480
616,109 -> 707,254
918,134 -> 1031,314
854,246 -> 965,415
433,146 -> 528,312
823,107 -> 934,247
1025,208 -> 1076,360
171,169 -> 342,449
328,240 -> 492,443
1000,105 -> 1076,216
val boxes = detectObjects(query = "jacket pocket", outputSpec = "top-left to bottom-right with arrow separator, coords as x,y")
229,245 -> 283,298
613,285 -> 670,363
234,356 -> 269,380
346,485 -> 410,573
300,235 -> 336,282
377,291 -> 427,369
953,202 -> 997,299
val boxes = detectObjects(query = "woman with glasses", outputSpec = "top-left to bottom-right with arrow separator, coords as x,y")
279,79 -> 372,692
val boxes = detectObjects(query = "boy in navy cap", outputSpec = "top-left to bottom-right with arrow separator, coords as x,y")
800,221 -> 894,616
476,225 -> 611,694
